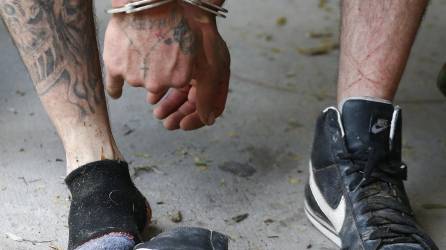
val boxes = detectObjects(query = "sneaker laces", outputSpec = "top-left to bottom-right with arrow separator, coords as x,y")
337,146 -> 434,249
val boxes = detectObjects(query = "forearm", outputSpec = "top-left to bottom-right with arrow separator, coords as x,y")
0,0 -> 104,118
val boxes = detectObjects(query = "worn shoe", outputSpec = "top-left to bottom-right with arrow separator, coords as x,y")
304,97 -> 438,250
134,227 -> 229,250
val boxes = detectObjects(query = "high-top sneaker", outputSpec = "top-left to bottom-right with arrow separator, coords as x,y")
304,98 -> 438,250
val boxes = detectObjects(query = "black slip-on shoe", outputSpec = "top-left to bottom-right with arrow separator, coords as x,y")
134,227 -> 229,250
304,97 -> 438,250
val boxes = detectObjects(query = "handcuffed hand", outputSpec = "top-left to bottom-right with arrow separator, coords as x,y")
103,0 -> 230,130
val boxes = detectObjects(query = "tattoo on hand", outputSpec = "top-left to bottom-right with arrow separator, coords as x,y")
0,0 -> 103,117
121,7 -> 197,79
173,18 -> 196,55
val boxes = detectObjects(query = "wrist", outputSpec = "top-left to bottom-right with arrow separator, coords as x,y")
182,1 -> 219,25
111,0 -> 132,8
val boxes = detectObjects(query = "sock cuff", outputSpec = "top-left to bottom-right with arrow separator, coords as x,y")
65,160 -> 131,188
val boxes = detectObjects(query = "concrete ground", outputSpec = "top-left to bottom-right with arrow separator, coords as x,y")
1,0 -> 446,249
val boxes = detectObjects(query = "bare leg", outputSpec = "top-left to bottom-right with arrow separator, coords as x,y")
337,0 -> 428,103
305,2 -> 438,249
0,0 -> 122,174
0,4 -> 149,249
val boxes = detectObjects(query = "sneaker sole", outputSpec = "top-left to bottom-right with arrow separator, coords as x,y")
304,199 -> 342,247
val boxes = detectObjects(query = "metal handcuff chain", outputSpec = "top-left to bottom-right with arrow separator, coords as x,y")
107,0 -> 228,18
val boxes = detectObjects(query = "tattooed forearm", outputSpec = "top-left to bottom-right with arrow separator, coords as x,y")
0,0 -> 102,117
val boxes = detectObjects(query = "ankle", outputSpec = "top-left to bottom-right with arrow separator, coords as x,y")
64,138 -> 123,174
337,96 -> 393,111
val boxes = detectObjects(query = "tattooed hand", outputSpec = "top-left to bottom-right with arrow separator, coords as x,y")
103,1 -> 230,130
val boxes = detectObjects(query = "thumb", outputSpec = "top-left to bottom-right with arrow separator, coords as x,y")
105,70 -> 124,99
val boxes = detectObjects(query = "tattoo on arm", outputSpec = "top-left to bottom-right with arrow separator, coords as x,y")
0,0 -> 103,117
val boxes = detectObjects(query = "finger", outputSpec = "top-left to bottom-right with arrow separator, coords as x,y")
153,87 -> 189,120
163,100 -> 196,130
193,67 -> 217,125
105,70 -> 125,99
180,112 -> 205,131
188,84 -> 197,104
146,89 -> 168,104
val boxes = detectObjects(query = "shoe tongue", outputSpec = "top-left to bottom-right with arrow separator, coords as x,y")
341,99 -> 395,153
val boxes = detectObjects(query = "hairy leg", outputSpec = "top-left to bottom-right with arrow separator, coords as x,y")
0,0 -> 122,174
337,0 -> 428,103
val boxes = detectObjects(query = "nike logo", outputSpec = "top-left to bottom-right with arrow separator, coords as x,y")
309,162 -> 346,233
371,118 -> 389,134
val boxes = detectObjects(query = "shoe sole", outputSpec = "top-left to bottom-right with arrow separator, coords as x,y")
304,193 -> 342,247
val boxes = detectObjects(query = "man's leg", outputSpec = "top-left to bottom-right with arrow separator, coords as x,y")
0,0 -> 122,172
337,0 -> 426,103
305,1 -> 438,249
0,1 -> 149,249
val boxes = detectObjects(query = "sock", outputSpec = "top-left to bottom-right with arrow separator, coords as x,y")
75,233 -> 135,250
65,160 -> 151,250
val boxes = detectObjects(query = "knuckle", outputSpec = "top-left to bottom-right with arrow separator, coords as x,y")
106,68 -> 121,78
126,77 -> 142,86
146,83 -> 165,94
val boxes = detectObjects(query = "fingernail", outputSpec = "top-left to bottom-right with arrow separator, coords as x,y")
207,112 -> 216,125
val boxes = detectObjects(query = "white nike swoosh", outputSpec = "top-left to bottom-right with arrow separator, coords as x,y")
309,161 -> 346,233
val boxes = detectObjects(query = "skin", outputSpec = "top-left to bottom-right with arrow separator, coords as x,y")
104,0 -> 230,130
0,0 -> 433,249
337,0 -> 428,103
0,0 -> 122,173
0,1 -> 228,247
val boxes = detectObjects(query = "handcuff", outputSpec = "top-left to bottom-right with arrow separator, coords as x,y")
107,0 -> 228,18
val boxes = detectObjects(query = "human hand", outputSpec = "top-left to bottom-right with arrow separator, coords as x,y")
103,0 -> 230,130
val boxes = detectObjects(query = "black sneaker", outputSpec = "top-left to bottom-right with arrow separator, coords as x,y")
134,227 -> 229,250
304,98 -> 438,250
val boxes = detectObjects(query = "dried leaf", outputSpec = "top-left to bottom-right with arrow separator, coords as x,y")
133,152 -> 151,159
170,211 -> 183,223
232,213 -> 249,223
132,165 -> 164,177
264,218 -> 275,224
307,31 -> 333,39
288,177 -> 300,185
297,41 -> 339,56
276,17 -> 287,27
194,157 -> 209,171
